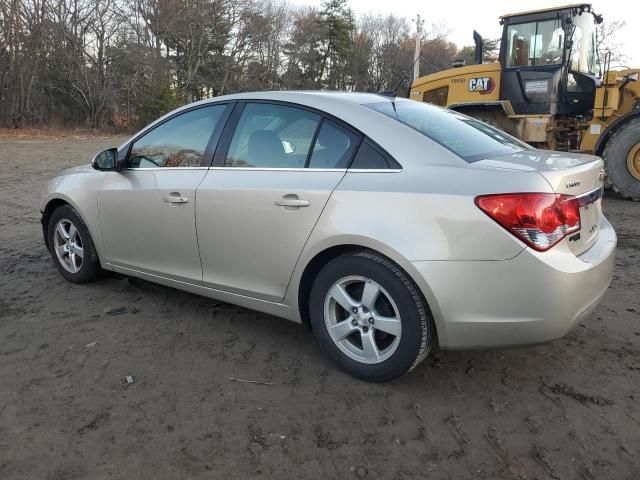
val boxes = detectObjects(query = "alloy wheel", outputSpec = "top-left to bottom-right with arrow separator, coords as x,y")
53,218 -> 84,274
323,275 -> 402,364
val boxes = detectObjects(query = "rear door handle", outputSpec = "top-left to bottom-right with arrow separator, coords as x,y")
164,193 -> 189,204
275,198 -> 310,208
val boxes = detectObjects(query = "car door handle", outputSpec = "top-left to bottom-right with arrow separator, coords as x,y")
275,197 -> 310,208
164,194 -> 189,204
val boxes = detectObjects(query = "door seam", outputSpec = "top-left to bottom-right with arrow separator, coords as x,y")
280,170 -> 349,301
193,169 -> 213,284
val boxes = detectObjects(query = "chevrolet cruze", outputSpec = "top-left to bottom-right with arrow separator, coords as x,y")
41,92 -> 616,381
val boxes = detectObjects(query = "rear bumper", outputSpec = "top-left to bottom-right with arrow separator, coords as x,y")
409,214 -> 616,349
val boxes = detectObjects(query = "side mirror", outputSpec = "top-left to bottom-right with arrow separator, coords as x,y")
91,148 -> 118,171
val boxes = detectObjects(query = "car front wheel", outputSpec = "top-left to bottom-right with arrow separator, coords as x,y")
47,204 -> 102,283
309,251 -> 435,382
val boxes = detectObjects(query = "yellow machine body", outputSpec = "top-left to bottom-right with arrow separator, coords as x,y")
410,64 -> 502,105
408,4 -> 640,200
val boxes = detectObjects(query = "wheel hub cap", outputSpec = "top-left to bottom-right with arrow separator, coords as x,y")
628,143 -> 640,181
354,307 -> 371,325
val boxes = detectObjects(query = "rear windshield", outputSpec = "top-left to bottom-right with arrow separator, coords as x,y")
364,101 -> 529,162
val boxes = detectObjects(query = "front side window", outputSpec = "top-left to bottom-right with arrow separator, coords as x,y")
506,19 -> 564,68
129,105 -> 225,168
225,103 -> 321,168
365,101 -> 528,162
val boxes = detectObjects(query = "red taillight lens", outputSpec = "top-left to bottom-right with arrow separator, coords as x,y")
475,193 -> 581,251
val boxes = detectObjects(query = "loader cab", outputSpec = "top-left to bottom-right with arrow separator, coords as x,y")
499,3 -> 601,115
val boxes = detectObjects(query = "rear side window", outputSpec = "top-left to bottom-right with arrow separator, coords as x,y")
350,140 -> 395,169
225,103 -> 320,168
365,101 -> 528,162
308,120 -> 360,169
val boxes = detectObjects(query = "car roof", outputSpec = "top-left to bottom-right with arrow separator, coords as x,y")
198,90 -> 401,107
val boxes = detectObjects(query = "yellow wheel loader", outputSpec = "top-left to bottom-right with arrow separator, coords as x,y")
410,3 -> 640,200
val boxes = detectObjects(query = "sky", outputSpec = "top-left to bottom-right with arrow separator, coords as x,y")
288,0 -> 639,67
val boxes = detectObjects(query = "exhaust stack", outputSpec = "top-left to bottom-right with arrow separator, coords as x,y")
473,30 -> 483,64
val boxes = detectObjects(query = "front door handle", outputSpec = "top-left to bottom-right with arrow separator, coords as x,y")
275,197 -> 310,208
164,193 -> 189,204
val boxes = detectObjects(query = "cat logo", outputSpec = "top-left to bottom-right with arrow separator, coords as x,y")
468,77 -> 496,95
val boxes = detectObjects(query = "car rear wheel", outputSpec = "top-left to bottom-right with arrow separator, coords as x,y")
309,251 -> 435,382
47,204 -> 102,283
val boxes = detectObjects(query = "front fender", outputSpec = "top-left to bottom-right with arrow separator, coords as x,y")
40,169 -> 108,265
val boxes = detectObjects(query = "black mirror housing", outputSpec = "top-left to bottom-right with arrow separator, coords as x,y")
91,148 -> 119,171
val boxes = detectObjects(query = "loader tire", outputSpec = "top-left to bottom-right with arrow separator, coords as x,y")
603,118 -> 640,202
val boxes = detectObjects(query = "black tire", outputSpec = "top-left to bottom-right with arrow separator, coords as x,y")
309,250 -> 435,382
47,204 -> 102,283
602,118 -> 640,201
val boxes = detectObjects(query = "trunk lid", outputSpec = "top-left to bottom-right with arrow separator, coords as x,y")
475,150 -> 605,255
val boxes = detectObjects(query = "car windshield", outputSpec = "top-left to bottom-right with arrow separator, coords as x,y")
365,101 -> 528,162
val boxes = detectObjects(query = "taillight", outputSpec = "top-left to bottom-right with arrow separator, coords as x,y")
475,193 -> 581,251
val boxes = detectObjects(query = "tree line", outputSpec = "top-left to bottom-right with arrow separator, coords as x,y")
0,0 -> 623,130
0,0 -> 491,130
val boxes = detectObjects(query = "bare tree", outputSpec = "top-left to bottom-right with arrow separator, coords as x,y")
596,19 -> 627,68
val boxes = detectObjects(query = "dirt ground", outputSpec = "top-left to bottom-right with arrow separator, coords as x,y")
1,137 -> 639,480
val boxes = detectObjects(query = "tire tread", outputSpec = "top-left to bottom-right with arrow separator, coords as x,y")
353,251 -> 434,371
602,118 -> 640,202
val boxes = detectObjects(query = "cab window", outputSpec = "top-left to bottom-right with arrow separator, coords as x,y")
128,105 -> 225,168
506,19 -> 564,68
569,11 -> 597,75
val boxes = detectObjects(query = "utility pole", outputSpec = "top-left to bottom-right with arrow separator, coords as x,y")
413,14 -> 424,82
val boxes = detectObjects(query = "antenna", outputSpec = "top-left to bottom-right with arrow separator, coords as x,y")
377,52 -> 423,98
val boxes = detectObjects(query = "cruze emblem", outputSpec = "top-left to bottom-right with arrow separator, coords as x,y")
566,180 -> 581,188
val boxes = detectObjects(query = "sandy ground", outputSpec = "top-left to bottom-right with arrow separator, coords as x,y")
0,137 -> 639,480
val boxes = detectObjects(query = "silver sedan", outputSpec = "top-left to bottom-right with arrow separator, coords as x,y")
41,92 -> 616,381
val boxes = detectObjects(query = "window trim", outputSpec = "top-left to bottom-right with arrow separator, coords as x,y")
123,101 -> 236,170
209,167 -> 350,172
304,117 -> 325,168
